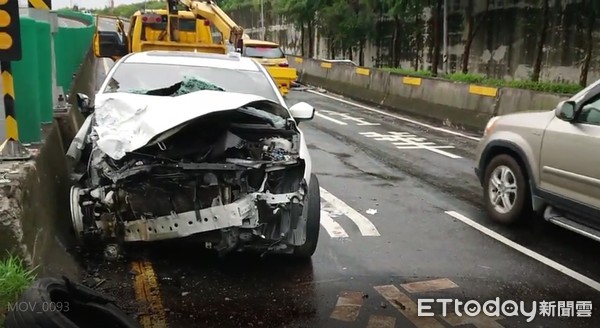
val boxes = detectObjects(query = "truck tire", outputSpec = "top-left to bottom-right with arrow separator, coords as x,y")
5,277 -> 140,328
293,174 -> 321,258
483,154 -> 531,224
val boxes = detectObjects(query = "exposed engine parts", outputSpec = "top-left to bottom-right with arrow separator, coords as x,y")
68,100 -> 311,258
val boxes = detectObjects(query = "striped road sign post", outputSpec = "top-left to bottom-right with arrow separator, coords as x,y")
0,0 -> 30,159
28,0 -> 52,10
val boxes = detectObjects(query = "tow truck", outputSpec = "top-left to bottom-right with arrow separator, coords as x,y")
93,0 -> 296,96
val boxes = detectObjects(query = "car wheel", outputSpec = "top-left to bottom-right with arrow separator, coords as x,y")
483,154 -> 531,224
293,174 -> 321,258
5,277 -> 140,328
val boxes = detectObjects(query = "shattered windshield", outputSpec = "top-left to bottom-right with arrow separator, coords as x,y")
103,62 -> 281,103
127,76 -> 225,96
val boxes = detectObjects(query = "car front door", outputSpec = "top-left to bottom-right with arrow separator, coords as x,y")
539,92 -> 600,219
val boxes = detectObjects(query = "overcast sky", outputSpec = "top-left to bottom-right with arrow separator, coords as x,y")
18,0 -> 146,9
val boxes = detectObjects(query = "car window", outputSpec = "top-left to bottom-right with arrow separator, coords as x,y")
243,45 -> 285,59
103,62 -> 281,103
579,96 -> 600,126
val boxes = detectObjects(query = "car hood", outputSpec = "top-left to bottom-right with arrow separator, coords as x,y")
93,90 -> 281,160
495,109 -> 556,130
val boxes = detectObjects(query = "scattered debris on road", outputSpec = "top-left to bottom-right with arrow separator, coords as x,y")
366,208 -> 378,215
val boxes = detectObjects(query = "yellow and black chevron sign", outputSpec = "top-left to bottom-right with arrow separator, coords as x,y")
0,0 -> 22,61
1,61 -> 18,140
28,0 -> 52,10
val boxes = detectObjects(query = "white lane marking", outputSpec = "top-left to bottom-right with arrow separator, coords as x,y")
401,278 -> 459,294
320,210 -> 349,238
306,89 -> 481,141
329,291 -> 365,322
320,109 -> 380,126
411,146 -> 461,159
360,131 -> 462,159
320,188 -> 380,236
374,285 -> 445,328
315,112 -> 348,125
366,315 -> 396,328
445,211 -> 600,292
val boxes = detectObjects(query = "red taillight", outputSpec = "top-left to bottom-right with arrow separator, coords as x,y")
282,84 -> 288,87
204,20 -> 210,26
156,17 -> 161,23
278,62 -> 289,67
142,16 -> 148,22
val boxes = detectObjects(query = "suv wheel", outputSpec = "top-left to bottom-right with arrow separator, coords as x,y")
483,154 -> 531,224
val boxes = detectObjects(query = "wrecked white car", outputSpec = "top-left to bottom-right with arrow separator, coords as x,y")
67,51 -> 320,259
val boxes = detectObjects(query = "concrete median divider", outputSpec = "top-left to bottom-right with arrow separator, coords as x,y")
0,12 -> 97,279
289,56 -> 571,132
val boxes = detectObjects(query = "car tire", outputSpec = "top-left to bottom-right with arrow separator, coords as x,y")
5,277 -> 140,328
293,174 -> 321,258
483,154 -> 531,224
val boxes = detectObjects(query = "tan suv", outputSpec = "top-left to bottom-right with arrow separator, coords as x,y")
475,81 -> 600,241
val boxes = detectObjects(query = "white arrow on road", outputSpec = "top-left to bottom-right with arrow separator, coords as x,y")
320,187 -> 380,237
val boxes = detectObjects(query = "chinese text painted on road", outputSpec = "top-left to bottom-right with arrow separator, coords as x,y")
359,131 -> 462,159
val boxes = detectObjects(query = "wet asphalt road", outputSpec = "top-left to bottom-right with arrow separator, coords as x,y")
86,19 -> 600,325
81,80 -> 600,326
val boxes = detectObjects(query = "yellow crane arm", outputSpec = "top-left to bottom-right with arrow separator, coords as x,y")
178,0 -> 244,48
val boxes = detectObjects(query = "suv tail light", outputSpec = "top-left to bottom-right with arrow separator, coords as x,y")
278,61 -> 289,67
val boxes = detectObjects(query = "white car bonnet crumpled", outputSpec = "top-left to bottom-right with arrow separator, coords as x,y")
92,90 -> 272,160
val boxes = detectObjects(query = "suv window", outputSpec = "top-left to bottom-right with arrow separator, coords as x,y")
578,95 -> 600,126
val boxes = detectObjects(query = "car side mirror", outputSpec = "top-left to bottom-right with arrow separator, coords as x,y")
76,93 -> 94,116
555,100 -> 577,122
289,102 -> 315,122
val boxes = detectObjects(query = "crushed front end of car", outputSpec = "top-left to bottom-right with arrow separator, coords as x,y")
67,90 -> 317,259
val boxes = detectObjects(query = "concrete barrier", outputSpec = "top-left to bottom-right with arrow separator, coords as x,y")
9,10 -> 94,144
0,25 -> 96,279
289,56 -> 571,132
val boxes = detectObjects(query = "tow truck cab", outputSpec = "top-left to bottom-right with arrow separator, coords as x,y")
94,10 -> 227,61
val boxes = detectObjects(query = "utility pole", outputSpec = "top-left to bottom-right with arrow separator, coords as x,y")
260,0 -> 265,39
442,0 -> 448,74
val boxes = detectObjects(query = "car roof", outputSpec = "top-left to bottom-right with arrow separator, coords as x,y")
123,51 -> 262,71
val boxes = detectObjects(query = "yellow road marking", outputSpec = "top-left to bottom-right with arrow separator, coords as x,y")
329,291 -> 365,322
401,278 -> 459,294
374,285 -> 445,328
294,57 -> 303,63
2,71 -> 14,98
321,62 -> 332,69
402,76 -> 422,86
356,67 -> 370,76
132,260 -> 167,328
28,0 -> 50,10
469,85 -> 498,97
366,314 -> 396,328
